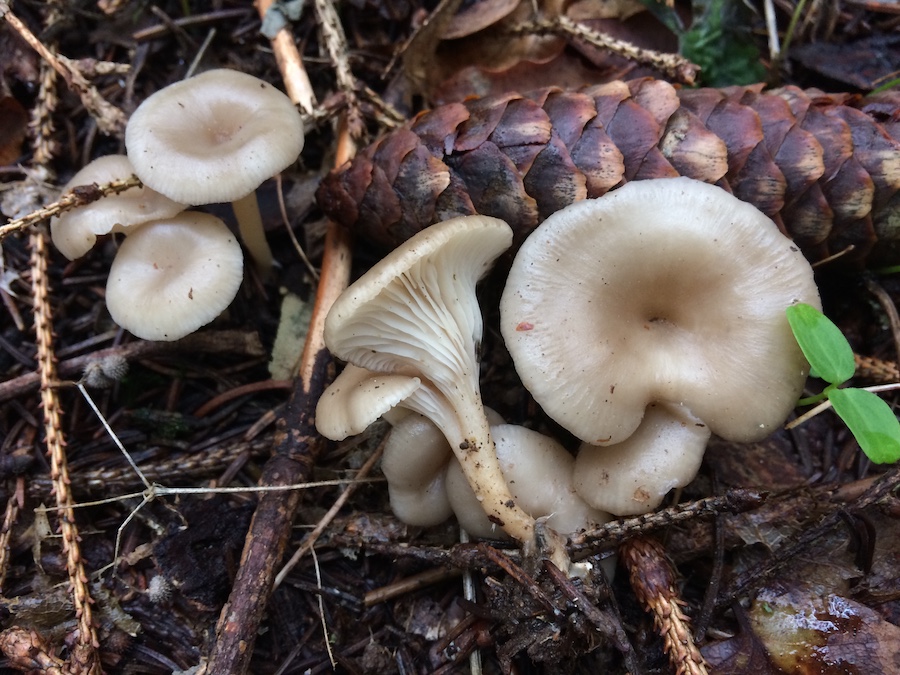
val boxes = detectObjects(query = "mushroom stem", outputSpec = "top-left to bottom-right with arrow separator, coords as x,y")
443,393 -> 535,544
231,191 -> 274,277
409,385 -> 571,572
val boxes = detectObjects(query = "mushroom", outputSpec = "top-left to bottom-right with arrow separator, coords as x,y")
572,403 -> 712,516
318,215 -> 544,552
445,423 -> 611,537
124,68 -> 304,275
380,407 -> 506,528
50,155 -> 185,260
380,413 -> 456,527
105,212 -> 243,341
500,177 -> 821,449
314,363 -> 423,442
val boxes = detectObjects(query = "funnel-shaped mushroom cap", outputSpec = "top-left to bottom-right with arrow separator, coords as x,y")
50,155 -> 185,260
446,424 -> 611,537
322,215 -> 547,550
573,403 -> 712,516
106,212 -> 243,341
325,215 -> 511,390
500,177 -> 821,445
125,69 -> 304,205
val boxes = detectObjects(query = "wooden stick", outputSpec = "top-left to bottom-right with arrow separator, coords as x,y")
202,2 -> 355,672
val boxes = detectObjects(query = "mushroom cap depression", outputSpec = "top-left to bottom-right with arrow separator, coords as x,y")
106,212 -> 244,341
124,68 -> 304,205
50,155 -> 185,260
500,177 -> 821,446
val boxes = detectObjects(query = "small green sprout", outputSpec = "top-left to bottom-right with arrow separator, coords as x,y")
786,303 -> 900,464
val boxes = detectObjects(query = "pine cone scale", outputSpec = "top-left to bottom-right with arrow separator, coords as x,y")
316,79 -> 900,265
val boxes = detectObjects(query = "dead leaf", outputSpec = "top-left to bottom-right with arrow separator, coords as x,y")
792,34 -> 900,91
0,94 -> 28,166
750,586 -> 900,674
442,0 -> 521,39
567,0 -> 648,21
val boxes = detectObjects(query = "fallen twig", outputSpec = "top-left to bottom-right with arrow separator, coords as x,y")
202,1 -> 355,671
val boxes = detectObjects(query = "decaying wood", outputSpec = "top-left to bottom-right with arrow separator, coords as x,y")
316,80 -> 900,265
201,2 -> 354,672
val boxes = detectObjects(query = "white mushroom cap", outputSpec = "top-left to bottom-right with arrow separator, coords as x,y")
315,364 -> 421,441
106,212 -> 243,341
573,403 -> 712,516
500,177 -> 821,446
124,68 -> 304,205
320,215 -> 543,549
50,155 -> 185,260
446,424 -> 611,537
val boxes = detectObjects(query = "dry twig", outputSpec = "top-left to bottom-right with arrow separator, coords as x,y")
202,1 -> 355,671
30,229 -> 102,674
513,15 -> 700,85
0,176 -> 142,241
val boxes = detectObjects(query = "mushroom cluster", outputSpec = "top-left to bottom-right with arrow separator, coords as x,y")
125,68 -> 304,276
377,409 -> 609,539
314,215 -> 546,553
49,68 -> 304,341
317,175 -> 821,559
500,177 -> 822,516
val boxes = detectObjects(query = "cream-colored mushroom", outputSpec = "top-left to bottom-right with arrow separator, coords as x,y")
50,155 -> 185,260
105,212 -> 243,341
501,177 -> 821,448
318,215 -> 542,550
125,69 -> 304,275
572,403 -> 711,516
446,423 -> 610,537
379,408 -> 506,528
500,177 -> 821,516
314,363 -> 422,442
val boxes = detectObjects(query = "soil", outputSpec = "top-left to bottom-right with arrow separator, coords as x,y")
1,1 -> 899,674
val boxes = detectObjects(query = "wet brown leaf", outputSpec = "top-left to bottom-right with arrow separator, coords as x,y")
0,94 -> 28,166
750,586 -> 900,674
441,0 -> 521,38
792,35 -> 900,91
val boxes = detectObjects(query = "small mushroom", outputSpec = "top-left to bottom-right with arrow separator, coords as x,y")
105,212 -> 243,341
50,155 -> 185,260
380,413 -> 456,527
380,408 -> 506,528
314,363 -> 422,442
124,69 -> 304,275
572,403 -> 711,516
446,423 -> 611,537
500,177 -> 821,448
318,215 -> 541,549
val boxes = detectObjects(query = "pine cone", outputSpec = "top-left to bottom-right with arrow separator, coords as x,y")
316,80 -> 900,266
